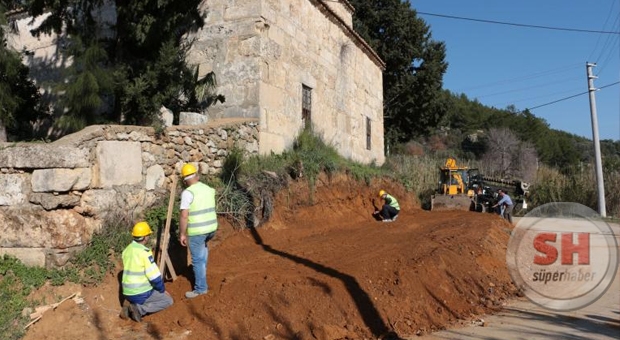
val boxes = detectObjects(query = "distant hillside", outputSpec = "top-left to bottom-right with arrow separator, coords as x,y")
437,90 -> 619,171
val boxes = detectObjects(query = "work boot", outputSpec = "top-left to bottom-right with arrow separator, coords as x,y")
185,290 -> 206,299
119,306 -> 130,320
128,303 -> 142,322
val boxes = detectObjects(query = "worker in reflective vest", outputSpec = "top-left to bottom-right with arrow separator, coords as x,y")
121,222 -> 173,322
179,163 -> 218,299
378,190 -> 400,222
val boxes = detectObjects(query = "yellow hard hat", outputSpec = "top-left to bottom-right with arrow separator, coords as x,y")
181,163 -> 197,178
378,190 -> 386,198
132,221 -> 152,237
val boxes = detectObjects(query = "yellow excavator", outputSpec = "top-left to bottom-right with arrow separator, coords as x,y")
431,157 -> 476,211
431,157 -> 530,213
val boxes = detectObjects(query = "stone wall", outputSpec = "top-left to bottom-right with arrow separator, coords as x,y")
0,119 -> 259,267
261,0 -> 385,164
186,0 -> 385,164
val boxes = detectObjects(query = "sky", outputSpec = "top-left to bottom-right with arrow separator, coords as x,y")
410,0 -> 620,141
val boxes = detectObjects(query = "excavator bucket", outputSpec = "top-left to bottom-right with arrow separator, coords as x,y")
431,194 -> 473,211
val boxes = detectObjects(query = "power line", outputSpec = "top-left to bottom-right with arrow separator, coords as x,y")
417,11 -> 620,35
456,63 -> 582,93
595,35 -> 620,75
474,75 -> 583,99
587,1 -> 619,61
527,82 -> 620,111
492,87 -> 584,109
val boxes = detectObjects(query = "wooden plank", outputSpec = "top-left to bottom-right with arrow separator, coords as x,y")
158,176 -> 178,280
165,253 -> 177,280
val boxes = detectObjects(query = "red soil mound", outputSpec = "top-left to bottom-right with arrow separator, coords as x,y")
23,174 -> 517,339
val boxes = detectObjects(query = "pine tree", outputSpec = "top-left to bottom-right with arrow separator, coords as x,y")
0,1 -> 44,141
349,0 -> 448,147
20,0 -> 223,135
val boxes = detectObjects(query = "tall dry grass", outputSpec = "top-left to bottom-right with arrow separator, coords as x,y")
530,165 -> 619,218
384,154 -> 441,209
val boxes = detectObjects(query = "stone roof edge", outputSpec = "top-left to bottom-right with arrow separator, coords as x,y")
337,0 -> 355,14
312,0 -> 385,70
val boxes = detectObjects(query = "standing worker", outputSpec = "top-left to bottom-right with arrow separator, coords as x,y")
492,189 -> 513,223
120,222 -> 173,322
378,190 -> 400,222
179,163 -> 218,299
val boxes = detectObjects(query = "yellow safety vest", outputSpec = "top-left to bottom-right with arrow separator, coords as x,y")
121,241 -> 161,296
186,182 -> 218,236
387,194 -> 400,210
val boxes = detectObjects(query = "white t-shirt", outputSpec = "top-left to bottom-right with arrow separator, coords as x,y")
180,190 -> 194,210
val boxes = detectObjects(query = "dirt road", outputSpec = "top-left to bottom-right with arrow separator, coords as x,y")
23,176 -> 524,339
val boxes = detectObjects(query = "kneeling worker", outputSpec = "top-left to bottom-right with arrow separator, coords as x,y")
121,221 -> 173,322
378,190 -> 400,222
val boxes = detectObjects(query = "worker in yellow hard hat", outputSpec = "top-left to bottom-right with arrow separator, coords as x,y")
377,190 -> 400,222
179,163 -> 218,299
120,222 -> 173,322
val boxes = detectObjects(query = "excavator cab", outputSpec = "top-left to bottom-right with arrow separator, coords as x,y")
438,167 -> 470,195
437,158 -> 475,197
431,158 -> 476,211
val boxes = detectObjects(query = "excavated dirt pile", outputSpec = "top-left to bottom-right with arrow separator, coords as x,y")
24,174 -> 518,339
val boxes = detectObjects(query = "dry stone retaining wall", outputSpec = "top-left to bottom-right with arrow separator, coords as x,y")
0,119 -> 259,267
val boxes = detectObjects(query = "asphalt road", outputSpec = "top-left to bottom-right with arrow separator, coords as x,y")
419,221 -> 620,340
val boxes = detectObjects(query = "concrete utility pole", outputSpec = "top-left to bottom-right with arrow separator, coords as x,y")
585,62 -> 607,217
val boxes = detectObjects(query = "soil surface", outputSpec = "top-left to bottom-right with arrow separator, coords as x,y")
23,174 -> 519,339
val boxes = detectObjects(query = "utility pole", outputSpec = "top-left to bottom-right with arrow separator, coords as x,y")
586,62 -> 606,217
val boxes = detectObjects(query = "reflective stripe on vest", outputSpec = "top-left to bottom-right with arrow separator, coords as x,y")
387,194 -> 400,210
121,241 -> 159,296
187,182 -> 218,236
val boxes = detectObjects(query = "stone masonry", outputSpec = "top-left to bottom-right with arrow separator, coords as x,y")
186,0 -> 385,164
8,0 -> 386,165
0,120 -> 259,267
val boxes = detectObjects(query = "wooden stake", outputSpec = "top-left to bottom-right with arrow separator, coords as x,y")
157,176 -> 178,281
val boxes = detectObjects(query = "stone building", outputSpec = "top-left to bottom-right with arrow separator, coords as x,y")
7,0 -> 386,165
185,0 -> 386,164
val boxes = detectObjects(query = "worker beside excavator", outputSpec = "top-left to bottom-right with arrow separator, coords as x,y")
492,189 -> 513,223
377,190 -> 400,222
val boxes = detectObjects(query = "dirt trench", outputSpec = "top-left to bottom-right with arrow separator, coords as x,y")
24,174 -> 518,339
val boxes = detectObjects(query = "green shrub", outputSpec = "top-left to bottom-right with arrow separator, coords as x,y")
291,128 -> 343,183
0,272 -> 28,340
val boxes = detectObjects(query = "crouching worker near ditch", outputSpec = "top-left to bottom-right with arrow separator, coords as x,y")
378,190 -> 400,222
179,163 -> 218,299
120,222 -> 173,322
